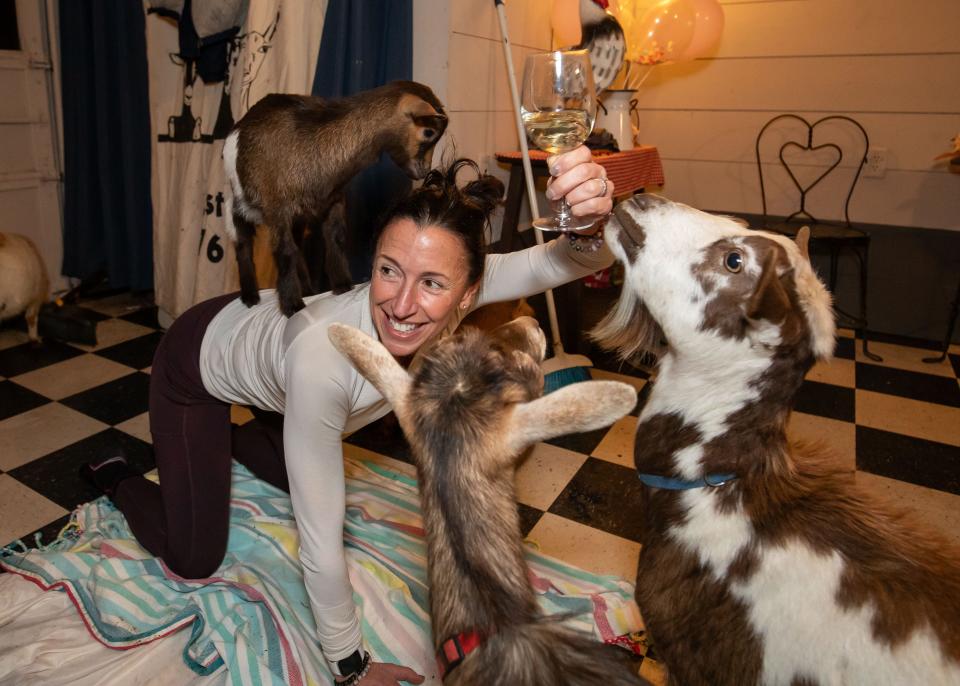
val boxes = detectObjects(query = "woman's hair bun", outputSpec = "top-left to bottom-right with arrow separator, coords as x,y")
461,174 -> 505,216
415,158 -> 504,220
376,156 -> 504,286
419,159 -> 502,212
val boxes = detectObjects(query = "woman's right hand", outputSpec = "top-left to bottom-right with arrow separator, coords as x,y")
545,145 -> 615,225
335,661 -> 425,685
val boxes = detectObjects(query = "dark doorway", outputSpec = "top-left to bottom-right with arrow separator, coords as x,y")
0,0 -> 20,51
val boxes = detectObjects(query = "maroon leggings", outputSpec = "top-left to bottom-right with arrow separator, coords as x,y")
114,292 -> 288,579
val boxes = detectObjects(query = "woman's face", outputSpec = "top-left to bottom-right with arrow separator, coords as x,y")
370,218 -> 479,359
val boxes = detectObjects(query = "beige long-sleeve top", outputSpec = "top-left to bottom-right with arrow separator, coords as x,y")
198,236 -> 613,666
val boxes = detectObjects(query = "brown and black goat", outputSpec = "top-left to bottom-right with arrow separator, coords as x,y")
594,193 -> 960,685
224,81 -> 448,316
328,317 -> 648,686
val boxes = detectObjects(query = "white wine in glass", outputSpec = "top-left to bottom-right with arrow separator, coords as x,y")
522,109 -> 593,154
520,50 -> 597,232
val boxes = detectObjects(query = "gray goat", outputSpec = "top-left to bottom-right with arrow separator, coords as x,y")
329,317 -> 649,686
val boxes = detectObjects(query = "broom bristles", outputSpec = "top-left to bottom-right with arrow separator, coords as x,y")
542,350 -> 593,394
543,364 -> 592,394
541,352 -> 593,375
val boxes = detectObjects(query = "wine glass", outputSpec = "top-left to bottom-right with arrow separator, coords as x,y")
520,50 -> 598,232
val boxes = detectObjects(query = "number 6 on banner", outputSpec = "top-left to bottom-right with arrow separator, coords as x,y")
197,229 -> 225,263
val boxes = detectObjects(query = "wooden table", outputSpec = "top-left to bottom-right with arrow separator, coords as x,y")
494,146 -> 665,252
493,146 -> 665,353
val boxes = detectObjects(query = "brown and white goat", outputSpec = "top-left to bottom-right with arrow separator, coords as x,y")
224,80 -> 448,316
593,193 -> 960,685
328,318 -> 648,686
0,232 -> 49,342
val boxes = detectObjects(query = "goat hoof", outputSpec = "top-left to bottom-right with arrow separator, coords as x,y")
241,292 -> 261,308
280,298 -> 306,318
331,282 -> 353,295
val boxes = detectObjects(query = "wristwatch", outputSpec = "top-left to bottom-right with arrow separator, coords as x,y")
332,647 -> 366,678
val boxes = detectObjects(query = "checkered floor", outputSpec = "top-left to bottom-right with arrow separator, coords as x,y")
1,288 -> 959,685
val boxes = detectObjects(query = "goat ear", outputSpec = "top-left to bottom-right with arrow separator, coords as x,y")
412,114 -> 448,138
412,113 -> 448,126
403,93 -> 447,122
506,381 -> 636,454
746,250 -> 792,323
795,226 -> 812,262
327,323 -> 411,414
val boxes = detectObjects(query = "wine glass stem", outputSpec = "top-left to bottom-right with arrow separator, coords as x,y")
553,196 -> 575,229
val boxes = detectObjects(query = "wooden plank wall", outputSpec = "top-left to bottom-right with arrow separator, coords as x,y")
415,0 -> 555,238
634,0 -> 960,231
413,0 -> 959,340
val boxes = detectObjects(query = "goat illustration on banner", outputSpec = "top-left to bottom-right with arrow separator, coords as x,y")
152,6 -> 280,144
146,1 -> 325,320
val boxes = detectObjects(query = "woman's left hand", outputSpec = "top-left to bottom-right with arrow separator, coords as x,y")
545,145 -> 614,229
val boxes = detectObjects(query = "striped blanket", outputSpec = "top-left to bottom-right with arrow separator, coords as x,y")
0,454 -> 643,685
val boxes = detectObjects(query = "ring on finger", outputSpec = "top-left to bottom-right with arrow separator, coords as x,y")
597,176 -> 608,198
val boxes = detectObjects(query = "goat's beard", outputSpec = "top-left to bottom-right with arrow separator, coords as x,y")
590,285 -> 666,366
404,155 -> 433,179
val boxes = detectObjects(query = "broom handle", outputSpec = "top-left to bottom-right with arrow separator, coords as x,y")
494,0 -> 567,355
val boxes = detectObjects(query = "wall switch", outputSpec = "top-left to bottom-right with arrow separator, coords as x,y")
864,147 -> 888,178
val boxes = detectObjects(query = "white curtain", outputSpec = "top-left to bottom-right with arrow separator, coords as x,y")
146,0 -> 327,320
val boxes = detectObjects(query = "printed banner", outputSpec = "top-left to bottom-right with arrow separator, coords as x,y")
146,1 -> 327,319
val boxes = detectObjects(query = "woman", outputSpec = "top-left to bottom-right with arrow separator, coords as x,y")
82,146 -> 615,685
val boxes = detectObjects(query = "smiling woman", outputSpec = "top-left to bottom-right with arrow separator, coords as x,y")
372,220 -> 475,359
369,159 -> 500,361
79,148 -> 615,685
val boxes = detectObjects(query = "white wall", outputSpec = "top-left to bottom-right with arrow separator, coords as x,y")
414,0 -> 554,238
421,0 -> 960,231
633,0 -> 960,231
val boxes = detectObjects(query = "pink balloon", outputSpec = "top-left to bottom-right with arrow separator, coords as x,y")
633,0 -> 697,66
677,0 -> 724,61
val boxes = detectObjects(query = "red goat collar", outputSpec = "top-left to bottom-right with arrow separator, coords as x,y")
436,629 -> 484,680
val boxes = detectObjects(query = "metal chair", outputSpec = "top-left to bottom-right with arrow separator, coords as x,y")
755,113 -> 881,360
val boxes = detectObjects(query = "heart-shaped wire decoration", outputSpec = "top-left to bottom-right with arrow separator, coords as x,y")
779,141 -> 842,200
757,114 -> 869,227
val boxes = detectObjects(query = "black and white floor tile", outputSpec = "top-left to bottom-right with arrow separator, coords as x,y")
1,288 -> 958,684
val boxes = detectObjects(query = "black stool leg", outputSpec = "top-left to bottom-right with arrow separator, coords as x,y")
858,244 -> 882,362
828,246 -> 840,292
923,274 -> 960,364
497,166 -> 525,253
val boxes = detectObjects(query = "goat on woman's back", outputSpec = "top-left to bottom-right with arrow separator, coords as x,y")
329,317 -> 648,685
224,81 -> 448,316
594,193 -> 960,686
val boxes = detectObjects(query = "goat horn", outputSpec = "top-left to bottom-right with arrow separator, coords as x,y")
796,226 -> 811,262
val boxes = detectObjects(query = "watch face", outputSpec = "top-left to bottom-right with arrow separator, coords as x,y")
336,649 -> 365,676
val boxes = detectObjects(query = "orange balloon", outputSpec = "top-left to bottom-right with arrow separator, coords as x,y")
632,0 -> 697,65
677,0 -> 724,61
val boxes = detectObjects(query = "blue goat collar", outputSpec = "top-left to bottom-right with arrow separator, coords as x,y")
637,472 -> 738,490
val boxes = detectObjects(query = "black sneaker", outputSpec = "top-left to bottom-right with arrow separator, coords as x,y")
79,455 -> 138,498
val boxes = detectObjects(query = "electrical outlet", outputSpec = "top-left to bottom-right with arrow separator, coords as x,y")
864,147 -> 888,178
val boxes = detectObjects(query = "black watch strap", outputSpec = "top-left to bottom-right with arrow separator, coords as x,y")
334,648 -> 366,677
